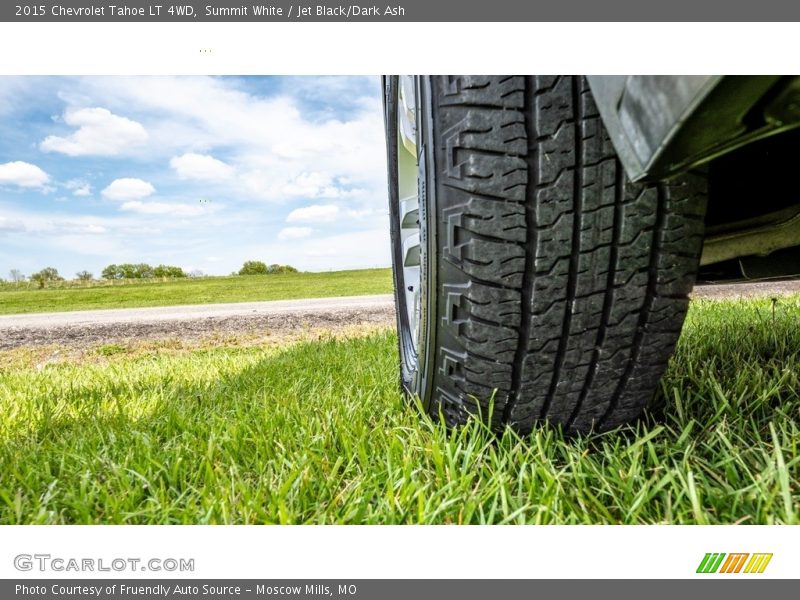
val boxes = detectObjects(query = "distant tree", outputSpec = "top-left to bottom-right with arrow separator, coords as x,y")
75,270 -> 93,281
102,264 -> 121,280
30,267 -> 63,288
8,269 -> 25,283
238,260 -> 269,275
188,269 -> 204,278
266,263 -> 299,274
133,263 -> 155,279
153,264 -> 187,278
112,263 -> 151,279
102,263 -> 186,280
118,263 -> 136,279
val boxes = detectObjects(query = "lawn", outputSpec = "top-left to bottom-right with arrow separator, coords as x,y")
0,268 -> 393,315
0,295 -> 798,524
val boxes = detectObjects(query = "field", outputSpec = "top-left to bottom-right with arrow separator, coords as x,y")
0,268 -> 393,315
0,294 -> 798,524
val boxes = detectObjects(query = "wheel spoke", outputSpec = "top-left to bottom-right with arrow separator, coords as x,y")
399,195 -> 419,229
402,232 -> 421,267
398,75 -> 417,155
395,76 -> 422,355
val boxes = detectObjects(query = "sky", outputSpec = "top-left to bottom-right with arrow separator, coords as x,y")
0,76 -> 390,279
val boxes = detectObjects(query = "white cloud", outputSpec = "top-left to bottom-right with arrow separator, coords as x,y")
345,207 -> 377,219
102,178 -> 155,201
73,76 -> 386,203
281,172 -> 345,198
119,200 -> 212,217
52,221 -> 108,235
286,204 -> 340,223
170,153 -> 234,181
0,161 -> 50,189
0,209 -> 123,238
278,226 -> 312,241
0,216 -> 26,232
66,179 -> 92,196
40,107 -> 148,156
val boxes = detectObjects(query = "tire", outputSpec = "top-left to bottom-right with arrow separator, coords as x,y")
385,75 -> 708,435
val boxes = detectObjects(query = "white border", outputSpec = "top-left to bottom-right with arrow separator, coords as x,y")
0,22 -> 798,75
0,525 -> 795,579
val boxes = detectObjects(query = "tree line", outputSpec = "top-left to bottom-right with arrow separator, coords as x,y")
237,261 -> 298,275
101,263 -> 187,280
4,260 -> 299,288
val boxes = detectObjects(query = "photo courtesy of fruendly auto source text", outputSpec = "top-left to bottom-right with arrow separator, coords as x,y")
0,2 -> 797,597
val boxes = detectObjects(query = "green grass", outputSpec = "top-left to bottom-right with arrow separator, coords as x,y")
0,295 -> 798,524
0,268 -> 393,315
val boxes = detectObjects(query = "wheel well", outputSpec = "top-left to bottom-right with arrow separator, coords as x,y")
698,127 -> 800,282
706,126 -> 800,228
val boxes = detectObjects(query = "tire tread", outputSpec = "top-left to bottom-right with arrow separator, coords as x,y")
425,75 -> 707,434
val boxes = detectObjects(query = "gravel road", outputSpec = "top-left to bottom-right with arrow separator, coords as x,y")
0,295 -> 395,350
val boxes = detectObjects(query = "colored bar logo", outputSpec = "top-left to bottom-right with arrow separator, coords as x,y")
696,553 -> 773,574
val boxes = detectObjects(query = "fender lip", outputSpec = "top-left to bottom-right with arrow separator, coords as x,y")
588,75 -> 800,183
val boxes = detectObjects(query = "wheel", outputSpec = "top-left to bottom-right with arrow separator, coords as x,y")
384,75 -> 708,434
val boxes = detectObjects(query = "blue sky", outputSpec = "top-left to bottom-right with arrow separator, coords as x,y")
0,76 -> 389,279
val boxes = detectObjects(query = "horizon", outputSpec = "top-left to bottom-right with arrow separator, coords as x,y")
2,263 -> 391,283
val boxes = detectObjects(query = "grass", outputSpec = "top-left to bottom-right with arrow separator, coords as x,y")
0,268 -> 393,315
0,295 -> 798,524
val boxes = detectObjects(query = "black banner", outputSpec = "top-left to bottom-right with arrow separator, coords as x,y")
3,580 -> 797,599
4,0 -> 800,21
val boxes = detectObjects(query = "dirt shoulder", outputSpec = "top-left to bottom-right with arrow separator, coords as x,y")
0,307 -> 396,351
692,279 -> 800,300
